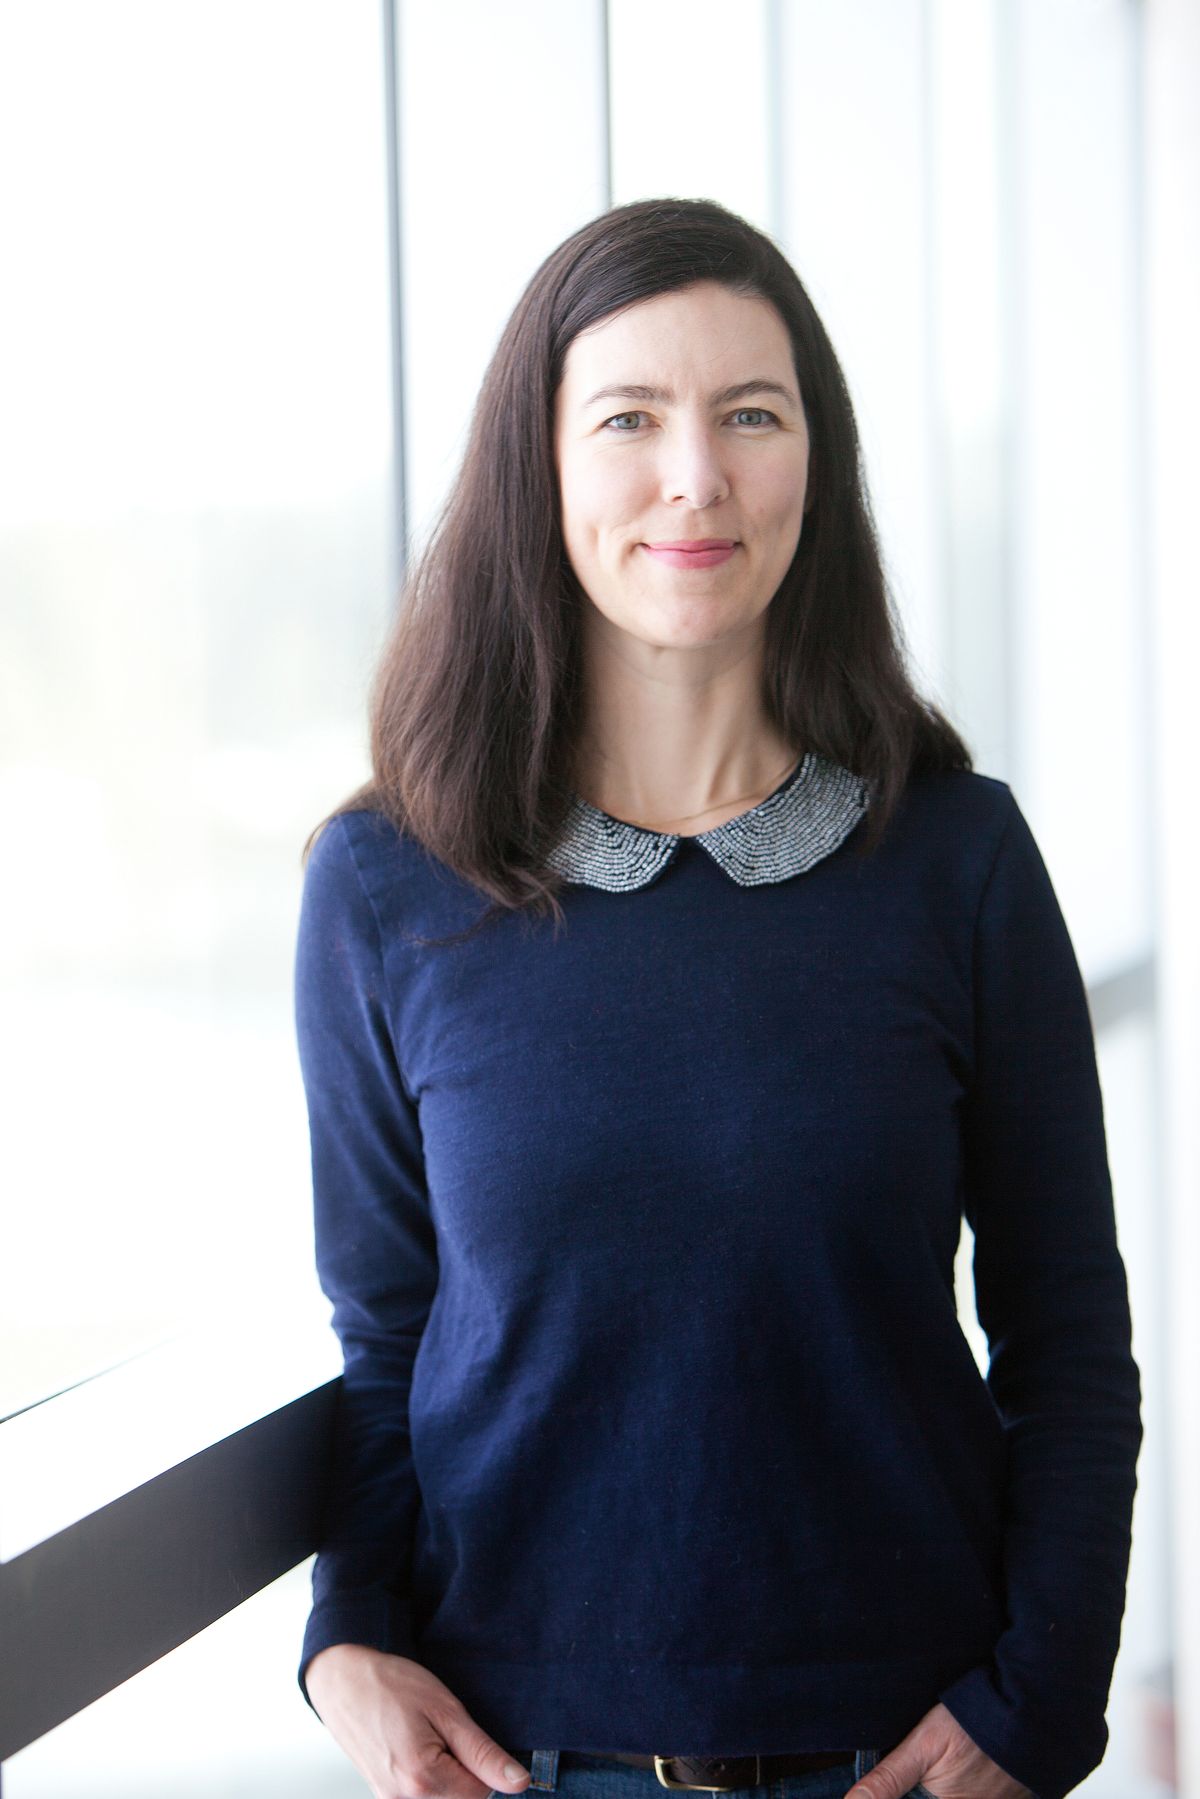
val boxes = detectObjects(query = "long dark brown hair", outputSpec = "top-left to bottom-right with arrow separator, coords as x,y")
303,195 -> 972,934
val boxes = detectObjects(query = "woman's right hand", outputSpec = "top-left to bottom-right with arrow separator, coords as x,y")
304,1643 -> 534,1799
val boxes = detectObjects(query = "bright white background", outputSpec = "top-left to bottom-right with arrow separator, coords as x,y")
1,1 -> 1194,1795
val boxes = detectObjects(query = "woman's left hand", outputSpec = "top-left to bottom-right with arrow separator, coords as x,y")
845,1702 -> 1036,1799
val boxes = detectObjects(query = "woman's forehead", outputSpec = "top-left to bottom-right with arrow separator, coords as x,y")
558,288 -> 798,407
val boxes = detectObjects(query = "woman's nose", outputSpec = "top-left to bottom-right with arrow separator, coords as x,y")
657,430 -> 731,509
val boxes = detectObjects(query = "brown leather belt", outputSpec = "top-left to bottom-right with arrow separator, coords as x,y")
562,1750 -> 855,1790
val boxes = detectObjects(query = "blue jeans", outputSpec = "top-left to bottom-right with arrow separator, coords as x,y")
493,1749 -> 935,1799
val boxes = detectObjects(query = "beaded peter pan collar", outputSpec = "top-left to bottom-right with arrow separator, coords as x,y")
544,749 -> 871,892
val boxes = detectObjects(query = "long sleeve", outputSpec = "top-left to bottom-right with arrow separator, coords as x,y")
293,812 -> 439,1710
936,793 -> 1143,1799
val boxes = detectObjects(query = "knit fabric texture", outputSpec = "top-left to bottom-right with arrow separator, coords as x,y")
293,764 -> 1142,1799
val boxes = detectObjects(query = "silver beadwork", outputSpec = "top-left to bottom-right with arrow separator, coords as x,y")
544,750 -> 870,892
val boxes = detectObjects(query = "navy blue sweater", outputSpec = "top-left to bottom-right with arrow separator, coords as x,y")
293,762 -> 1141,1799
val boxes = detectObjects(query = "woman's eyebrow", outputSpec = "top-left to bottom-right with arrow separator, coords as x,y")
581,378 -> 800,411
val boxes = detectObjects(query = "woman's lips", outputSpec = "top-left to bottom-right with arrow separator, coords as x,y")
641,542 -> 738,570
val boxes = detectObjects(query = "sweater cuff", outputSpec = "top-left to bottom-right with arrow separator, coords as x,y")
298,1594 -> 418,1714
937,1660 -> 1109,1799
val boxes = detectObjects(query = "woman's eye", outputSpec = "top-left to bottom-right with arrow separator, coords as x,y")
600,408 -> 779,433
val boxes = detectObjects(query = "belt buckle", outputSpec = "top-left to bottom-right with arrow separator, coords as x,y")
653,1755 -> 760,1792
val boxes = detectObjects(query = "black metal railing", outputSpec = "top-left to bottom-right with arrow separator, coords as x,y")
0,1377 -> 338,1786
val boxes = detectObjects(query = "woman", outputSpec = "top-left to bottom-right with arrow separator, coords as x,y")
292,198 -> 1142,1799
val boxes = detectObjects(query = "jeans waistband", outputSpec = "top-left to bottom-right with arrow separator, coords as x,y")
518,1746 -> 880,1791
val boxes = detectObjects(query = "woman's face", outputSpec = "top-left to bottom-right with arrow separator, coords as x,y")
553,280 -> 810,657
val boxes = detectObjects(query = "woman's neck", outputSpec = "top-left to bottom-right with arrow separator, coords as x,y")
572,611 -> 800,834
574,732 -> 801,836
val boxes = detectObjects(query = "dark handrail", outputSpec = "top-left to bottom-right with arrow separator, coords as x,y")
0,1379 -> 338,1766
